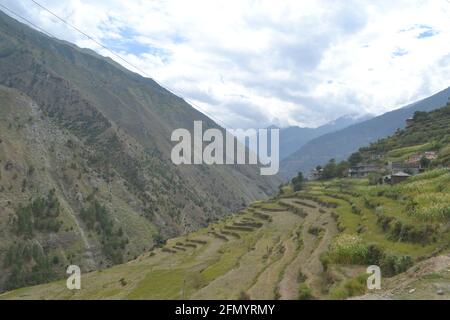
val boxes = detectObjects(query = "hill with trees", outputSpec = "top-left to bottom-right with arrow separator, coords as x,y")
0,11 -> 279,291
280,87 -> 450,179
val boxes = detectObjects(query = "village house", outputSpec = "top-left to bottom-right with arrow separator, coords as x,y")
389,161 -> 421,175
367,152 -> 383,161
309,168 -> 323,181
424,151 -> 438,160
391,171 -> 411,184
348,163 -> 384,178
406,151 -> 438,165
406,154 -> 422,164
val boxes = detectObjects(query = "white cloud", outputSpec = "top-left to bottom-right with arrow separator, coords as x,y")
2,0 -> 450,128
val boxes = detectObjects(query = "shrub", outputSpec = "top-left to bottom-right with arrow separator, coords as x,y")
327,234 -> 369,265
298,283 -> 314,300
80,200 -> 128,264
329,274 -> 368,300
380,254 -> 413,277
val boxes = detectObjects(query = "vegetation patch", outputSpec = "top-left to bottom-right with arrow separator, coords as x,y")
80,200 -> 128,264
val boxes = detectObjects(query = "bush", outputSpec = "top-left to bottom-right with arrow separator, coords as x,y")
80,200 -> 128,264
329,274 -> 368,300
298,283 -> 314,300
380,254 -> 413,277
327,234 -> 369,265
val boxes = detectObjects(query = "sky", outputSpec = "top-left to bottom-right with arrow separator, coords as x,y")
2,0 -> 450,129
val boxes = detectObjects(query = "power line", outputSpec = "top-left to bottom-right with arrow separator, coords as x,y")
27,0 -> 235,129
0,2 -> 55,38
29,0 -> 148,79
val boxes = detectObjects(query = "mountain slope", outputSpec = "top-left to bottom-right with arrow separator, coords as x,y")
359,102 -> 450,166
280,87 -> 450,178
0,10 -> 279,291
279,114 -> 372,160
3,103 -> 450,300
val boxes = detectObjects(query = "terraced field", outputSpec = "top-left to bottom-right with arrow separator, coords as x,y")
1,168 -> 449,300
0,192 -> 339,300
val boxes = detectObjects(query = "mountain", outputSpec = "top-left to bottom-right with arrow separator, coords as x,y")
280,86 -> 450,178
359,100 -> 450,166
0,10 -> 279,291
2,82 -> 450,301
279,114 -> 372,160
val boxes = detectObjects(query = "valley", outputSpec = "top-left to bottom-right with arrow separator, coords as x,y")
2,165 -> 449,299
0,3 -> 450,302
0,10 -> 279,292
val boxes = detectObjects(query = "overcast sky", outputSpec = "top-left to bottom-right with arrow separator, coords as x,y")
2,0 -> 450,129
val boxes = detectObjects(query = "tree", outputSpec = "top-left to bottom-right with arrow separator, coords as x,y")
336,161 -> 350,178
368,172 -> 382,185
413,111 -> 428,121
322,159 -> 337,180
153,233 -> 166,248
420,156 -> 431,169
278,183 -> 285,195
291,172 -> 304,192
348,152 -> 363,166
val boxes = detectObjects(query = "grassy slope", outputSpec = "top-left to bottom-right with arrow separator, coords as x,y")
2,165 -> 449,300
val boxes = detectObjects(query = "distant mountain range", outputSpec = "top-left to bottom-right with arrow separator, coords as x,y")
280,86 -> 450,179
278,114 -> 373,160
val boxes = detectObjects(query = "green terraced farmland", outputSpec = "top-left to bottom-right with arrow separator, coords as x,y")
1,168 -> 449,300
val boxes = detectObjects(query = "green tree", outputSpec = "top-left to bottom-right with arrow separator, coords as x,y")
348,152 -> 363,166
336,161 -> 350,178
322,159 -> 337,180
413,111 -> 428,121
420,156 -> 431,169
291,172 -> 304,192
278,183 -> 285,195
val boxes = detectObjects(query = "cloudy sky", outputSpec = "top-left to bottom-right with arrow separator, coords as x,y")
2,0 -> 450,129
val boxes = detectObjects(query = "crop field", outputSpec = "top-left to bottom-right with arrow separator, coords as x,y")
1,168 -> 449,300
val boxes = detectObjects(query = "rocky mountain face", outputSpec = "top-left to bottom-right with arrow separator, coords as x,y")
0,11 -> 279,291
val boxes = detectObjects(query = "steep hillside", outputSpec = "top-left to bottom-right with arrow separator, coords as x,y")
280,87 -> 450,178
0,11 -> 279,291
360,103 -> 450,167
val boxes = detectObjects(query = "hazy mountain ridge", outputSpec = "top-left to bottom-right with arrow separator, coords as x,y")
279,114 -> 373,160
